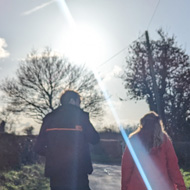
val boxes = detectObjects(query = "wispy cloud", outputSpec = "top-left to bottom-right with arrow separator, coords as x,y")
0,38 -> 10,58
21,0 -> 55,16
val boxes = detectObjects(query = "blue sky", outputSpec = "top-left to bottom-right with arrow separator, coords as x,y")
0,0 -> 190,131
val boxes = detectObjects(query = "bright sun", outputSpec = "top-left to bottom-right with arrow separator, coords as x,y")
55,1 -> 105,69
59,25 -> 105,69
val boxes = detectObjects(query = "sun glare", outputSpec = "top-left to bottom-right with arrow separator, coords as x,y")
55,1 -> 152,189
61,25 -> 105,69
55,0 -> 105,69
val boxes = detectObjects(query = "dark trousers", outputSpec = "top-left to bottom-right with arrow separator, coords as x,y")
51,187 -> 91,190
50,173 -> 90,190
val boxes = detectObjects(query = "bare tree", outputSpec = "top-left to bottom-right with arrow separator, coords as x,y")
0,48 -> 104,123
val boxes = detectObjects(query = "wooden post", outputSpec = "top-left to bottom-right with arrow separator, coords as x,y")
145,31 -> 162,117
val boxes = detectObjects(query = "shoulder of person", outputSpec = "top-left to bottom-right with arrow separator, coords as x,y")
43,107 -> 61,120
163,132 -> 172,143
129,128 -> 141,139
82,110 -> 89,116
78,109 -> 90,119
72,105 -> 88,115
161,133 -> 174,150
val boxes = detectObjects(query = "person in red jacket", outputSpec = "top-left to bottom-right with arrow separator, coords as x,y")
34,90 -> 100,190
121,111 -> 186,190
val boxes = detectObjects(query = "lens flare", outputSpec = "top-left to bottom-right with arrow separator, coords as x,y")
94,70 -> 152,190
56,1 -> 152,189
56,0 -> 105,68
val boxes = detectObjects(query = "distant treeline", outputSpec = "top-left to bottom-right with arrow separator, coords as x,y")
0,132 -> 190,172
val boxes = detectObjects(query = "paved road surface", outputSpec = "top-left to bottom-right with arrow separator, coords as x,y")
89,163 -> 121,190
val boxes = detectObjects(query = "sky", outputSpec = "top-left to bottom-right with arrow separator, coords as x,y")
0,0 -> 190,132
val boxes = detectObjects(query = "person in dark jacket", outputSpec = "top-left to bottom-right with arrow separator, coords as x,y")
121,111 -> 186,190
34,90 -> 100,190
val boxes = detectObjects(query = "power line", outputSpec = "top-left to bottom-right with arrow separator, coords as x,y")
147,0 -> 161,29
98,34 -> 145,68
98,0 -> 161,69
99,46 -> 128,68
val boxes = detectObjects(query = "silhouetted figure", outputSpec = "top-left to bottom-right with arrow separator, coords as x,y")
121,112 -> 186,190
0,120 -> 6,133
34,90 -> 100,190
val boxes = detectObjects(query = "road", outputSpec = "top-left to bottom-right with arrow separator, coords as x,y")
89,163 -> 121,190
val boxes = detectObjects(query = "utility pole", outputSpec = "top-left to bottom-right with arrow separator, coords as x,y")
145,30 -> 162,117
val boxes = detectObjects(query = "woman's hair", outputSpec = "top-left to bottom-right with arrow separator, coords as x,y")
60,90 -> 81,105
130,111 -> 167,151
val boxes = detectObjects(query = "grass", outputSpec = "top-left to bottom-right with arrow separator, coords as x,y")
0,164 -> 189,190
0,164 -> 50,190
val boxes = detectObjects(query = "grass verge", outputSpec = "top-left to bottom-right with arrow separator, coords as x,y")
0,164 -> 189,189
0,164 -> 49,190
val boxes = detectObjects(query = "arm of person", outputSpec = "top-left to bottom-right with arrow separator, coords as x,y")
82,112 -> 100,144
34,117 -> 47,156
165,136 -> 186,190
121,145 -> 134,190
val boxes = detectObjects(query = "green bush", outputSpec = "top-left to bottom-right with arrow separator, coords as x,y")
0,164 -> 49,190
181,169 -> 190,189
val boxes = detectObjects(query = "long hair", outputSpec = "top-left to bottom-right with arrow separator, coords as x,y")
130,111 -> 167,151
